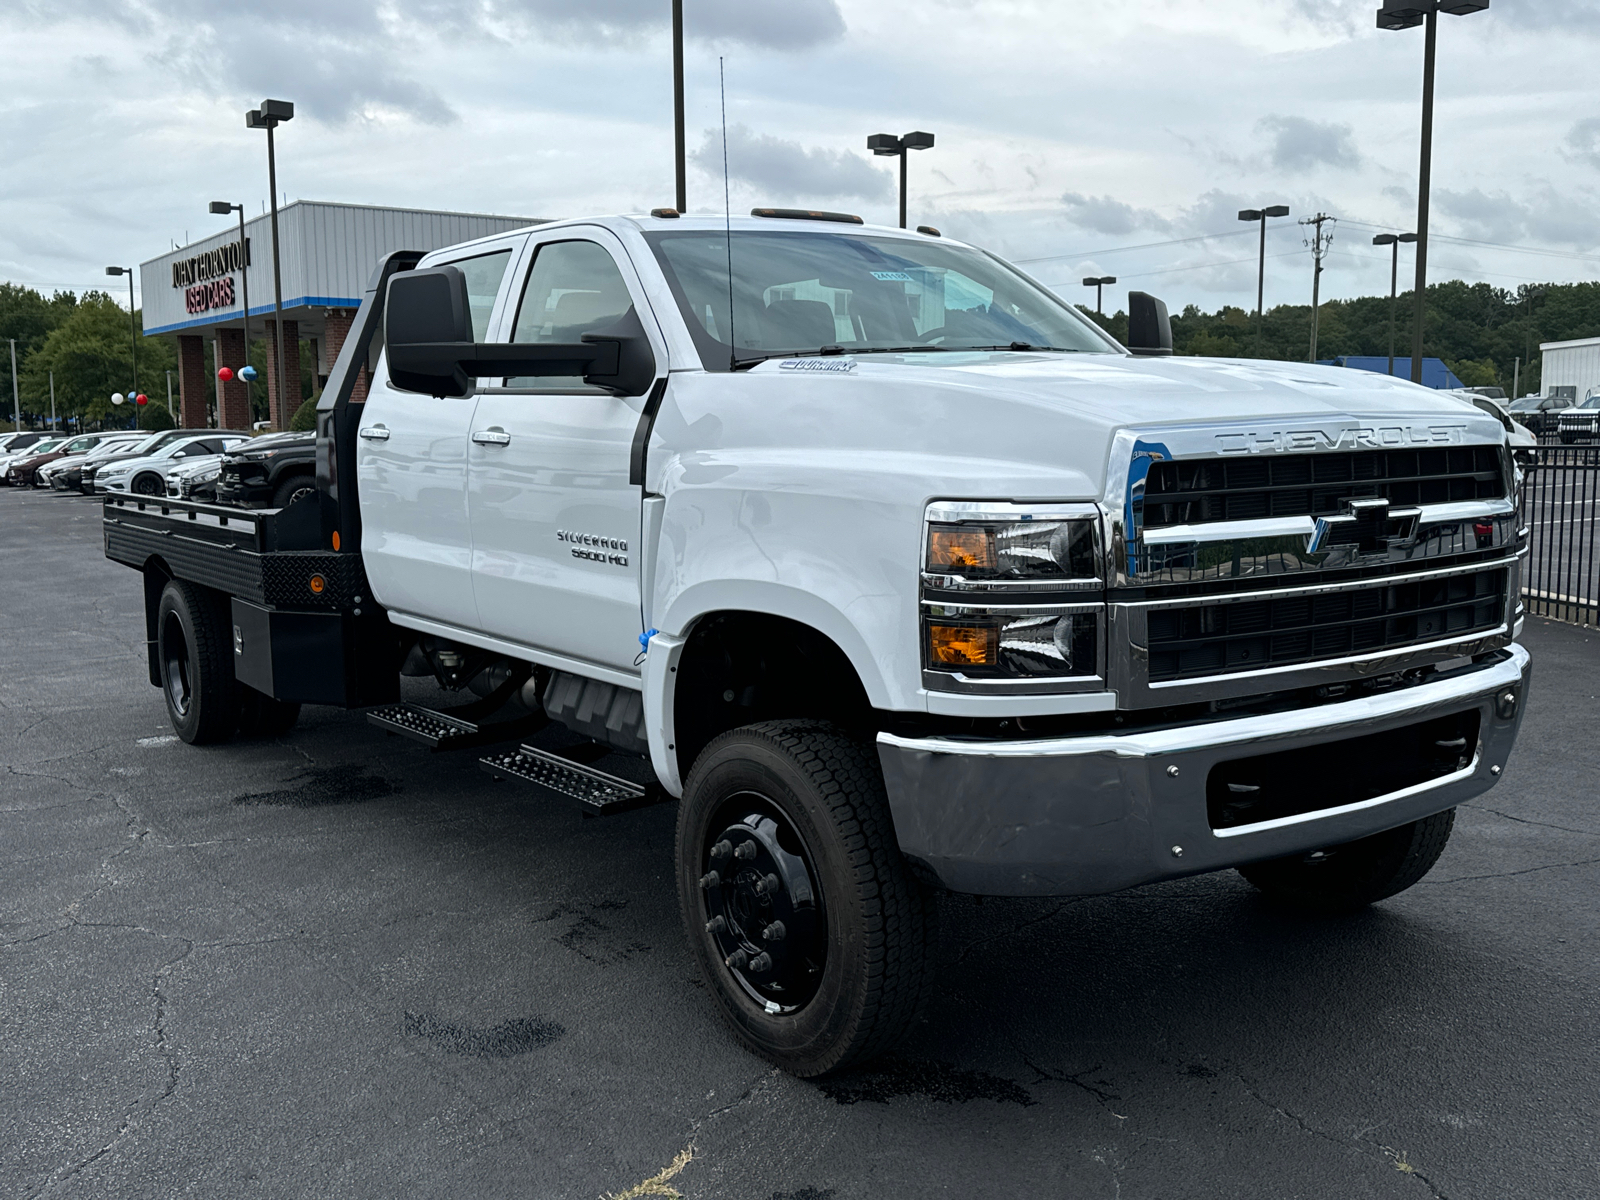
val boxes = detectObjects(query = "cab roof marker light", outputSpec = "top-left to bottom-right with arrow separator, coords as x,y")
749,208 -> 864,225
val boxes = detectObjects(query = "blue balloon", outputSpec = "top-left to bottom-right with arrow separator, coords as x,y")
239,365 -> 258,382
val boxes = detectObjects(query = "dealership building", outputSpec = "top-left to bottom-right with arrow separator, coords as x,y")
140,201 -> 541,429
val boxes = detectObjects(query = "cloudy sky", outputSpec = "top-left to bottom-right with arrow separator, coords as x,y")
2,0 -> 1597,317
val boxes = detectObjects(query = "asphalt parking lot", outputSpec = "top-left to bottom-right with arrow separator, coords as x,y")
3,486 -> 1597,1200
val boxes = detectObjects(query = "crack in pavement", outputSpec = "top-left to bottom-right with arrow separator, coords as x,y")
954,897 -> 1088,964
1459,801 -> 1599,838
1426,855 -> 1600,886
1023,1057 -> 1127,1118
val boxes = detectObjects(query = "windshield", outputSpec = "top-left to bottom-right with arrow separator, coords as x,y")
644,229 -> 1117,369
1509,399 -> 1540,412
23,439 -> 63,454
1580,397 -> 1600,410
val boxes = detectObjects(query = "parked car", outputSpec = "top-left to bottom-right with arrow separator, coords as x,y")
1508,393 -> 1574,436
81,429 -> 243,494
1556,390 -> 1600,444
0,437 -> 66,483
94,434 -> 252,496
214,432 -> 316,507
1448,392 -> 1538,468
38,432 -> 147,489
0,431 -> 50,456
165,453 -> 229,502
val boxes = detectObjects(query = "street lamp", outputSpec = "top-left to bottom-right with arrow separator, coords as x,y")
246,98 -> 294,428
104,265 -> 139,400
1081,276 -> 1116,316
1372,232 -> 1419,378
867,131 -> 935,228
1238,205 -> 1291,356
1377,0 -> 1490,383
209,201 -> 254,415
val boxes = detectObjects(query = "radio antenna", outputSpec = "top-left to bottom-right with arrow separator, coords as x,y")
720,56 -> 736,370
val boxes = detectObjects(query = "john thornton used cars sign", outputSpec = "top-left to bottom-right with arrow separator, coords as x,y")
172,238 -> 250,315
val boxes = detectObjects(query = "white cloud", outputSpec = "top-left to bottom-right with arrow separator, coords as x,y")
1060,193 -> 1172,236
692,125 -> 890,204
1258,115 -> 1361,173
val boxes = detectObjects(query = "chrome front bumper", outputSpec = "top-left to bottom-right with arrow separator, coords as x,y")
877,644 -> 1530,897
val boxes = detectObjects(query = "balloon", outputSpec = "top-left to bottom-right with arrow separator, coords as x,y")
239,365 -> 258,382
136,394 -> 148,405
111,393 -> 125,405
217,366 -> 234,382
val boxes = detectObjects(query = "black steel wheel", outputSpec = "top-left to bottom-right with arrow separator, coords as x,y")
156,579 -> 236,744
1238,809 -> 1456,914
676,720 -> 936,1077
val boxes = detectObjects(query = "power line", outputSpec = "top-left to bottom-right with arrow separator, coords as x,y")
1338,217 -> 1600,265
1014,227 -> 1256,265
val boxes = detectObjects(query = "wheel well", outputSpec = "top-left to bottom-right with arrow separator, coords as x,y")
142,558 -> 174,686
672,611 -> 874,779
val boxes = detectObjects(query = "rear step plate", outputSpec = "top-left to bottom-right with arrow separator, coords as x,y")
480,743 -> 664,816
367,703 -> 540,751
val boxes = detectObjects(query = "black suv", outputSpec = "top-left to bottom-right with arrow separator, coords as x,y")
214,432 -> 316,508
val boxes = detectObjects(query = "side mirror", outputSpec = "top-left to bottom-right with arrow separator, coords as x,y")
384,265 -> 659,399
1127,291 -> 1174,357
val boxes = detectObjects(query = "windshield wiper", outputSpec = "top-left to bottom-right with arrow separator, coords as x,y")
730,345 -> 952,370
963,342 -> 1082,353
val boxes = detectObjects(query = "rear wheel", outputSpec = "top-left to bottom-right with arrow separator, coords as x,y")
1238,809 -> 1455,913
156,580 -> 236,744
676,720 -> 936,1077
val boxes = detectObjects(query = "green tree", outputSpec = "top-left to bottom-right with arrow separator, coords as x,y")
138,404 -> 176,431
20,294 -> 175,426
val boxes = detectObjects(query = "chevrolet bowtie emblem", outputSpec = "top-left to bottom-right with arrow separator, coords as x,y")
1307,496 -> 1422,554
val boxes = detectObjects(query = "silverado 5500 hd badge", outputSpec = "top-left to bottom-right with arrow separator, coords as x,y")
557,529 -> 628,567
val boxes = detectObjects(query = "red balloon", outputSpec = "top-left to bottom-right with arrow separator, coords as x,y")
136,394 -> 148,405
217,366 -> 234,382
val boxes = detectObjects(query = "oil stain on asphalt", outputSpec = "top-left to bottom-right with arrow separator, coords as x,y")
403,1011 -> 566,1058
815,1057 -> 1035,1107
232,764 -> 399,808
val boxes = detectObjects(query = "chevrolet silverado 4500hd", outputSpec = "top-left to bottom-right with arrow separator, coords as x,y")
105,211 -> 1530,1076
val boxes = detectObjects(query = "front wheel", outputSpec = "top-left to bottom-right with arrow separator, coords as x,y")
133,473 -> 164,496
676,721 -> 935,1077
271,474 -> 316,509
1238,809 -> 1456,913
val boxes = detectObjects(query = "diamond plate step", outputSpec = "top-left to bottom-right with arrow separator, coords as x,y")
367,703 -> 542,751
480,743 -> 665,816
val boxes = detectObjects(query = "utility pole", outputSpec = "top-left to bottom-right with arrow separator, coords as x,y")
1300,214 -> 1336,364
673,0 -> 686,213
50,371 -> 56,430
1512,356 -> 1519,399
166,369 -> 174,418
9,339 -> 19,430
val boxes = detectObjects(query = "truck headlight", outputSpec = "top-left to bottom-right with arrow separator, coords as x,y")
921,502 -> 1106,690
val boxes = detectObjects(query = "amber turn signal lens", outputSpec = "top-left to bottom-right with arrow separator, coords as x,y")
928,622 -> 997,666
331,530 -> 341,551
308,574 -> 326,594
928,526 -> 995,572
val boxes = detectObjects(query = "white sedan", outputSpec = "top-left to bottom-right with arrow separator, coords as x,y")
94,434 -> 252,496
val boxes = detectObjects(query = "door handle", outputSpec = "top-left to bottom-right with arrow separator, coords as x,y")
359,424 -> 391,441
471,427 -> 512,446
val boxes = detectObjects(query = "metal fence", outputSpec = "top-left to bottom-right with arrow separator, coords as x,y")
1519,443 -> 1600,627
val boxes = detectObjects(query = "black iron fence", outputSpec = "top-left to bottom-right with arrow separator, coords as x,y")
1519,444 -> 1600,627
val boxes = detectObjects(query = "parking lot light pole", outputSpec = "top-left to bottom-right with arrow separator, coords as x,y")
210,201 -> 254,412
1238,205 -> 1290,356
9,339 -> 18,430
1081,276 -> 1116,315
104,266 -> 139,394
1377,0 -> 1490,383
868,131 -> 935,228
246,99 -> 294,428
1372,232 -> 1419,378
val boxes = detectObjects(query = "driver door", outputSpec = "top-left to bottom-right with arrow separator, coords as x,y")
467,228 -> 667,674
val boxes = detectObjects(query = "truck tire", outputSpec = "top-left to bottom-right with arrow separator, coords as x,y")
271,474 -> 316,509
156,579 -> 236,745
236,685 -> 301,738
676,720 -> 936,1077
1237,809 -> 1456,914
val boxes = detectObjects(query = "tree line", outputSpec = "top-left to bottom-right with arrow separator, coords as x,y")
0,283 -> 315,431
1082,279 -> 1600,397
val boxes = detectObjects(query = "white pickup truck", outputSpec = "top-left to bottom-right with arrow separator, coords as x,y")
105,210 -> 1531,1076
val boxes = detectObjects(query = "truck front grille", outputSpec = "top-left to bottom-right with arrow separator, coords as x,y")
1146,566 -> 1506,682
1142,447 -> 1504,529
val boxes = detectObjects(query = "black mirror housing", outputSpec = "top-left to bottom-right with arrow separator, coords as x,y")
384,265 -> 659,399
1127,291 -> 1174,357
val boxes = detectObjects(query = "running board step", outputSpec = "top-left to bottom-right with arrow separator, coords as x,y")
367,703 -> 542,751
480,743 -> 665,817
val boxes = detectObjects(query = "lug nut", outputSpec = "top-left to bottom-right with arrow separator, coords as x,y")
754,873 -> 780,897
762,921 -> 786,942
725,949 -> 749,970
734,841 -> 757,861
705,915 -> 726,933
699,870 -> 721,890
748,952 -> 773,973
709,840 -> 732,861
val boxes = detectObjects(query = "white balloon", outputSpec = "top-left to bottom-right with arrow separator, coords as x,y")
111,393 -> 126,405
